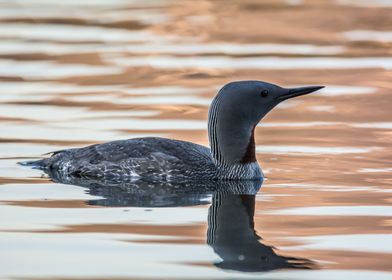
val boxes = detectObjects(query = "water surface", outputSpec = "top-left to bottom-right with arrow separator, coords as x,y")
0,0 -> 391,279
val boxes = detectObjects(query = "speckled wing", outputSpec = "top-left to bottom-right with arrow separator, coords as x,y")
39,137 -> 216,180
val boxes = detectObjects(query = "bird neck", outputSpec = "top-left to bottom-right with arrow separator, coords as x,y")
208,96 -> 258,168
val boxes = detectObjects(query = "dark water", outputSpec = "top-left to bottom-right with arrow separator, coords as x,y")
0,0 -> 391,279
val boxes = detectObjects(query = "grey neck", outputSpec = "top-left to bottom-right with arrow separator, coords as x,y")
208,93 -> 257,166
208,93 -> 262,179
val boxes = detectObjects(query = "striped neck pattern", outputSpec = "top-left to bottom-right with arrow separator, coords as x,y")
208,90 -> 225,166
207,92 -> 262,180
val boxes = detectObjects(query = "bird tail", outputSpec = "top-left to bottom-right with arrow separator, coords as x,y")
18,158 -> 49,169
18,150 -> 66,169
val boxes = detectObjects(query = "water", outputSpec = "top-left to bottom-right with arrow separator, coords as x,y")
0,0 -> 391,279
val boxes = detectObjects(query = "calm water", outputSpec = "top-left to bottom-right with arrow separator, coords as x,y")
0,0 -> 391,279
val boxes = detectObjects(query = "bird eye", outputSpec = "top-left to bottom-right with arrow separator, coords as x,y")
260,90 -> 269,97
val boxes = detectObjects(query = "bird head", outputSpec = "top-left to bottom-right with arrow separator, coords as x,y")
214,80 -> 324,126
208,80 -> 324,166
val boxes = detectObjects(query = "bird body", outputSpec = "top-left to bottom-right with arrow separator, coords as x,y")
34,137 -> 217,180
28,137 -> 262,181
22,81 -> 323,181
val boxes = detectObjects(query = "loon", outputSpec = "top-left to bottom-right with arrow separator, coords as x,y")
22,81 -> 323,181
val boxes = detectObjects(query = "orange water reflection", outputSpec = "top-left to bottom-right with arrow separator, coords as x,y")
0,0 -> 391,279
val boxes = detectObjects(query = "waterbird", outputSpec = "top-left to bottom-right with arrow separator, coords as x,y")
21,81 -> 323,181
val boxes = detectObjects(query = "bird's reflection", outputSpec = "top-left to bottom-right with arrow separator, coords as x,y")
45,170 -> 314,271
208,193 -> 313,271
47,170 -> 261,207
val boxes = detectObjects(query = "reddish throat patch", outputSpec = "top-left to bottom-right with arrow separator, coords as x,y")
240,126 -> 256,163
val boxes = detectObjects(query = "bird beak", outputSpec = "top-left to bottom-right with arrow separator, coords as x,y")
277,86 -> 324,101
